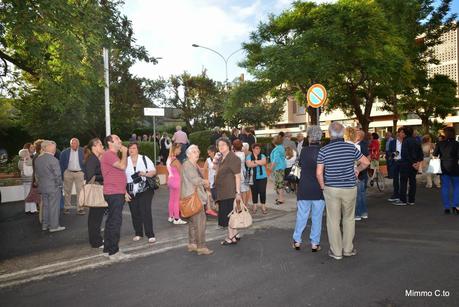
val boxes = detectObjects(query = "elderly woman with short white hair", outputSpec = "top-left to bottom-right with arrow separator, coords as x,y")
18,148 -> 37,214
181,145 -> 213,255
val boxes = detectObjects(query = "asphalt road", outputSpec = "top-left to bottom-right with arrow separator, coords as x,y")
1,184 -> 459,307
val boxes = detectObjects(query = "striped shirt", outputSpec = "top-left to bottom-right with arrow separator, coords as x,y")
317,139 -> 363,188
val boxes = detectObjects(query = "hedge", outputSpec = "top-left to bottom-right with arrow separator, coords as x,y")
189,130 -> 213,158
122,141 -> 159,162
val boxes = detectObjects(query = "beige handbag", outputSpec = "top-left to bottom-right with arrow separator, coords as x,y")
78,177 -> 108,208
228,199 -> 252,229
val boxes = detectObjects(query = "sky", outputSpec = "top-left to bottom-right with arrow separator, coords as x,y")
121,0 -> 459,84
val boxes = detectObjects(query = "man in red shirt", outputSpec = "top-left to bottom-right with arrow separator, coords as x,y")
101,134 -> 128,260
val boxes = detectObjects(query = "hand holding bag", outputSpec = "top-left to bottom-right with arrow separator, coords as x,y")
228,199 -> 252,229
79,177 -> 108,208
179,188 -> 203,218
290,162 -> 301,180
426,158 -> 442,174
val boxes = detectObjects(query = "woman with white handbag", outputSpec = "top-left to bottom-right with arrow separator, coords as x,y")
433,127 -> 459,215
83,138 -> 106,248
422,135 -> 440,188
18,148 -> 37,214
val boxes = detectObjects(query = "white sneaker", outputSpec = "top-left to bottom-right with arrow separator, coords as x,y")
361,213 -> 368,219
148,237 -> 156,243
132,236 -> 141,241
49,226 -> 66,232
173,219 -> 187,225
108,252 -> 130,261
355,216 -> 362,221
167,217 -> 174,223
393,201 -> 407,206
407,202 -> 415,206
388,197 -> 399,202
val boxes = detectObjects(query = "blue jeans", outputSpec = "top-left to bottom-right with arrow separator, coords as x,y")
292,200 -> 325,245
440,175 -> 459,209
356,179 -> 368,217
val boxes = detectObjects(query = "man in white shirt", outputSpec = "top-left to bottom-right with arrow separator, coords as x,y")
388,128 -> 405,202
60,138 -> 85,215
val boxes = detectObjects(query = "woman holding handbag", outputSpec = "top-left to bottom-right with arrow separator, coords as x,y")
214,137 -> 242,245
422,135 -> 441,188
125,142 -> 157,243
18,148 -> 37,214
433,127 -> 459,215
181,145 -> 213,255
83,138 -> 106,248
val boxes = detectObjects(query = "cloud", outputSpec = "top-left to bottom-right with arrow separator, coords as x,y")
122,0 -> 336,82
123,0 -> 253,81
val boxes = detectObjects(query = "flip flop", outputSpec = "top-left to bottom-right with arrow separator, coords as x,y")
221,238 -> 237,245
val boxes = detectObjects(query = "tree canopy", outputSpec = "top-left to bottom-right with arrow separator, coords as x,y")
0,0 -> 158,144
242,0 -> 457,132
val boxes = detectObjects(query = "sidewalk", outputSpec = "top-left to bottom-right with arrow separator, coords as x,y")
0,184 -> 290,288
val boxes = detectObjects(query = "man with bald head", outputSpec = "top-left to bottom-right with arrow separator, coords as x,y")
60,137 -> 85,215
35,140 -> 65,232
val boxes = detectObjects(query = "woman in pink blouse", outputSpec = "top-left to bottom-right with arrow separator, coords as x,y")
167,143 -> 187,225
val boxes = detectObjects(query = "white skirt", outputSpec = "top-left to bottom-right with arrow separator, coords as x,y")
23,182 -> 38,212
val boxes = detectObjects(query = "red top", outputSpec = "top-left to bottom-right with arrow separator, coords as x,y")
101,150 -> 127,195
370,139 -> 380,160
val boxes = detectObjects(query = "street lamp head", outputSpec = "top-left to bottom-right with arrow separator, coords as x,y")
192,44 -> 199,47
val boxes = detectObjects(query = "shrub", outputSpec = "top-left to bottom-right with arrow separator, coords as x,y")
189,130 -> 213,158
122,141 -> 159,162
0,155 -> 20,174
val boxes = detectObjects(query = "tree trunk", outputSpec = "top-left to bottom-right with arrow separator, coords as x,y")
422,118 -> 430,135
392,119 -> 398,133
308,106 -> 319,125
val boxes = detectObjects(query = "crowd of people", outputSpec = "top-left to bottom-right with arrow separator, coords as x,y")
15,122 -> 459,261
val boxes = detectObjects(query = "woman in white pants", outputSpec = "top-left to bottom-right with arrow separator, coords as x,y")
18,149 -> 37,214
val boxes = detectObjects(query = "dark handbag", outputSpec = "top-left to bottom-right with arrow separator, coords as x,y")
142,156 -> 160,190
25,185 -> 41,203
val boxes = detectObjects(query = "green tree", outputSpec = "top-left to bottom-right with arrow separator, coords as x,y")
163,71 -> 225,132
242,0 -> 408,131
0,0 -> 157,143
376,0 -> 457,132
224,80 -> 285,128
242,1 -> 328,125
401,74 -> 459,134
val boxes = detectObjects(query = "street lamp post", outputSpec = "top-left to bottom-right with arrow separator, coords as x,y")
191,44 -> 243,85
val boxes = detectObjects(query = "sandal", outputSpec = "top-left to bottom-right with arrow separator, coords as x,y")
221,238 -> 237,245
275,200 -> 284,205
234,233 -> 241,241
261,207 -> 268,214
311,244 -> 321,252
292,241 -> 301,250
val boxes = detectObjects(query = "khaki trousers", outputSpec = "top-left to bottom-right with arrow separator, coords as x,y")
64,170 -> 85,210
188,208 -> 207,248
323,186 -> 357,256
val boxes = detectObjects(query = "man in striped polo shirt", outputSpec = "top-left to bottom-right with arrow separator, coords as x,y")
316,122 -> 370,260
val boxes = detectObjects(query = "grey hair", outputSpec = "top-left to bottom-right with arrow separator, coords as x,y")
41,140 -> 56,151
185,144 -> 199,157
307,125 -> 323,143
329,122 -> 345,139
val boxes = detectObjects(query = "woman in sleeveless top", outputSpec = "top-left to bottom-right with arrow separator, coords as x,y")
167,143 -> 187,225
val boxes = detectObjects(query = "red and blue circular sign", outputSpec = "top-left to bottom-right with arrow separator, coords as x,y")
307,84 -> 327,108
